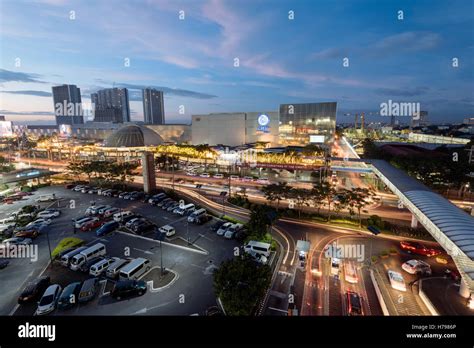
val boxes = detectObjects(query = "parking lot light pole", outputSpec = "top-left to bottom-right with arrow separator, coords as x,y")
46,227 -> 53,264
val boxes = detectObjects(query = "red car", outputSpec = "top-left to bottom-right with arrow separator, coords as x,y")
399,241 -> 441,257
346,291 -> 363,316
80,219 -> 104,232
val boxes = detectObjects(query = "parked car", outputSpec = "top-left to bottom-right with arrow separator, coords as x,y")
106,258 -> 131,279
87,188 -> 99,194
157,198 -> 172,207
35,284 -> 62,315
80,218 -> 103,232
224,223 -> 243,239
75,217 -> 98,229
118,191 -> 129,199
85,205 -> 105,216
14,227 -> 40,239
78,278 -> 99,303
148,193 -> 167,205
211,220 -> 225,232
167,202 -> 180,212
402,259 -> 432,275
89,257 -> 117,276
96,221 -> 119,237
158,225 -> 176,237
79,256 -> 106,273
129,191 -> 145,201
132,219 -> 154,234
72,185 -> 85,191
121,214 -> 141,225
81,186 -> 91,193
18,276 -> 51,304
97,205 -> 113,215
113,210 -> 134,222
125,217 -> 142,229
162,200 -> 176,210
399,241 -> 441,257
26,218 -> 51,227
37,209 -> 61,218
388,270 -> 406,292
1,237 -> 33,247
213,174 -> 224,179
216,222 -> 232,236
200,173 -> 210,178
57,282 -> 82,310
111,280 -> 147,300
103,207 -> 121,218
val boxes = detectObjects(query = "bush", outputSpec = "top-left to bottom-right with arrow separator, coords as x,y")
51,237 -> 84,259
380,250 -> 389,258
389,247 -> 398,255
367,215 -> 385,229
0,184 -> 9,191
222,215 -> 245,225
371,255 -> 379,263
20,186 -> 33,192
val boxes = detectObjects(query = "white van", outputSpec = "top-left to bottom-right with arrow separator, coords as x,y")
70,243 -> 106,271
119,258 -> 151,280
176,203 -> 195,216
113,210 -> 133,222
35,194 -> 57,202
60,246 -> 88,266
187,208 -> 206,223
89,258 -> 116,276
244,241 -> 271,258
158,225 -> 176,237
106,258 -> 130,279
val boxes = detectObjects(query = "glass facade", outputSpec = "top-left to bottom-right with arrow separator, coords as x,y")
279,102 -> 337,146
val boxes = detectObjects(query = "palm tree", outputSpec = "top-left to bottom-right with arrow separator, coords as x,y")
315,182 -> 336,222
345,187 -> 374,226
261,182 -> 288,211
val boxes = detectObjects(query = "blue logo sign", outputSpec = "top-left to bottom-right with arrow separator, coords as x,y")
257,114 -> 270,133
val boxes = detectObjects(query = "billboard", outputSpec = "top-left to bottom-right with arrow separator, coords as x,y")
59,124 -> 72,138
309,135 -> 325,143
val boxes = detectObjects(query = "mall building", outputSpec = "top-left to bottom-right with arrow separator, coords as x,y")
191,102 -> 337,147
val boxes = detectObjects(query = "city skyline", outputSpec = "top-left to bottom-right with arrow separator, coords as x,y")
0,0 -> 473,125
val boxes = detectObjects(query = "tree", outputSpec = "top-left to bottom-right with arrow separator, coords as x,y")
309,185 -> 325,215
213,255 -> 271,315
287,188 -> 311,218
247,204 -> 278,240
314,182 -> 336,222
343,187 -> 374,226
261,182 -> 288,210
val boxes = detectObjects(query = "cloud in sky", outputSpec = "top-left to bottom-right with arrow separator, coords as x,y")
0,1 -> 472,123
375,86 -> 430,97
0,69 -> 46,84
1,90 -> 52,97
371,31 -> 441,55
0,109 -> 53,116
100,83 -> 217,100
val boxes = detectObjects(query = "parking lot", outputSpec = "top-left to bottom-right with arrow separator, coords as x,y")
1,185 -> 240,316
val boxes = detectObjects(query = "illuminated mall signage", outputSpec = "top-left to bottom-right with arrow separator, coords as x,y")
257,114 -> 270,133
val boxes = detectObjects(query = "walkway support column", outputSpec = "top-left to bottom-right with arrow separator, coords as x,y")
459,278 -> 471,299
411,214 -> 418,228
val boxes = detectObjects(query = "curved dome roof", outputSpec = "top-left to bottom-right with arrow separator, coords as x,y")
104,124 -> 164,147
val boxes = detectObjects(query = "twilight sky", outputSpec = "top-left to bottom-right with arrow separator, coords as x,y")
0,0 -> 473,125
